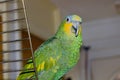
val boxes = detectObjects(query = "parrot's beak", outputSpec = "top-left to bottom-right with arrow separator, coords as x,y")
72,22 -> 81,37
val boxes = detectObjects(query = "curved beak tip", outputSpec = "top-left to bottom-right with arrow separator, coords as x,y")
75,29 -> 78,37
72,25 -> 79,37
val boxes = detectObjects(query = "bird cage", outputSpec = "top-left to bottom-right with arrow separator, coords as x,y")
0,0 -> 37,80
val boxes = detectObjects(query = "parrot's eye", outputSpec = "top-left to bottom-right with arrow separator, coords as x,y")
66,18 -> 70,22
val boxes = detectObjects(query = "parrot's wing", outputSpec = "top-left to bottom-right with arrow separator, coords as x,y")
16,57 -> 35,80
17,36 -> 62,80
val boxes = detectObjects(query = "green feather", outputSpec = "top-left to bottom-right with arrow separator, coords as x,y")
16,15 -> 83,80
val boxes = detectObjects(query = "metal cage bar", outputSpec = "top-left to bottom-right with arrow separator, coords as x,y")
0,0 -> 38,80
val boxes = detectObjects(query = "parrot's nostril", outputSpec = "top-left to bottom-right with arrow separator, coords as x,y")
79,22 -> 82,24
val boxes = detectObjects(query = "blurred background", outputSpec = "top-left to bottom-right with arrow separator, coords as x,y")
0,0 -> 120,80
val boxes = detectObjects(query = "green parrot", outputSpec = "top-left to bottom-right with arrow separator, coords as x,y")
16,15 -> 83,80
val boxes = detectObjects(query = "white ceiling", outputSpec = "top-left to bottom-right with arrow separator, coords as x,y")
51,0 -> 119,22
24,0 -> 120,40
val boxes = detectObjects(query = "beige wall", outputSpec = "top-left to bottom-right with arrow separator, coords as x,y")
25,0 -> 61,40
92,56 -> 120,80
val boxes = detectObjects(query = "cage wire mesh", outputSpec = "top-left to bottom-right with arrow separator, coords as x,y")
0,0 -> 38,80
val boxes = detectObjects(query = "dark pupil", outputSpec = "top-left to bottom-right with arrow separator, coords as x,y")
67,18 -> 69,22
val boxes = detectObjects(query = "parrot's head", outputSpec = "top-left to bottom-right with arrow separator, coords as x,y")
56,15 -> 82,39
64,15 -> 82,37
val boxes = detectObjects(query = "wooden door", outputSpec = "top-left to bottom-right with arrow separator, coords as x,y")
22,31 -> 44,66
